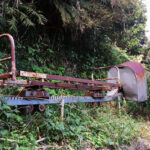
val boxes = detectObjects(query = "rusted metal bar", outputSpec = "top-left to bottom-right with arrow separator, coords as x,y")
5,79 -> 28,85
91,66 -> 117,81
0,57 -> 11,62
97,77 -> 118,81
0,34 -> 16,80
94,66 -> 114,70
0,79 -> 29,87
0,79 -> 112,91
0,73 -> 11,79
91,66 -> 114,80
30,80 -> 111,91
19,71 -> 119,87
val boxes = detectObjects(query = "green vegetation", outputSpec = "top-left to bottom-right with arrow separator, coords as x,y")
0,102 -> 142,149
0,0 -> 150,149
0,0 -> 147,76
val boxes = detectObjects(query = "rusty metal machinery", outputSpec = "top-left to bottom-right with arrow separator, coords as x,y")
107,62 -> 147,102
0,33 -> 148,111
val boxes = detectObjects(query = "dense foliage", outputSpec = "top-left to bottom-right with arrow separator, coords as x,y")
0,0 -> 147,77
0,0 -> 149,149
0,102 -> 141,149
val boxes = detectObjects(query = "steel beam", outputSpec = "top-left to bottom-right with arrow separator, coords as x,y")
0,95 -> 120,106
19,71 -> 119,87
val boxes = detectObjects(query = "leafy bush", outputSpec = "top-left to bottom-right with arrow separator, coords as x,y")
0,102 -> 139,149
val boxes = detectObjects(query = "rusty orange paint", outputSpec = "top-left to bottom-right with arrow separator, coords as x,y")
119,61 -> 145,79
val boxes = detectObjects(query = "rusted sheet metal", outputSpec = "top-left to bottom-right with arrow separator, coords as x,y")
108,61 -> 147,102
0,34 -> 16,80
119,61 -> 145,79
19,71 -> 119,87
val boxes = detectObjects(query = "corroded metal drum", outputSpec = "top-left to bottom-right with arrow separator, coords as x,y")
107,61 -> 147,102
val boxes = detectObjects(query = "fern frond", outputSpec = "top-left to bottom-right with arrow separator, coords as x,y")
15,8 -> 34,26
19,4 -> 47,25
6,7 -> 14,15
54,0 -> 78,26
8,16 -> 17,32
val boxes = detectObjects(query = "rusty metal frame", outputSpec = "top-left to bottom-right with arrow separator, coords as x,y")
0,33 -> 119,94
1,94 -> 121,106
0,34 -> 16,80
91,66 -> 121,85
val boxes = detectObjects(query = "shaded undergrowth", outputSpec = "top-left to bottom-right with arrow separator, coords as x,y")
0,100 -> 144,150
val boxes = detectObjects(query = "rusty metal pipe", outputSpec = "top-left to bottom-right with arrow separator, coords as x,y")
19,71 -> 119,87
91,66 -> 115,80
91,66 -> 120,84
0,73 -> 11,79
0,57 -> 12,62
97,77 -> 118,81
94,66 -> 114,70
0,34 -> 16,80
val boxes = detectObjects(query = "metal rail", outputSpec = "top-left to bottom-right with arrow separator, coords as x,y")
0,95 -> 120,106
0,33 -> 121,105
0,34 -> 16,80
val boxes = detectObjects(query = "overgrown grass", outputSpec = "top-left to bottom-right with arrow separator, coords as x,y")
0,101 -> 141,150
